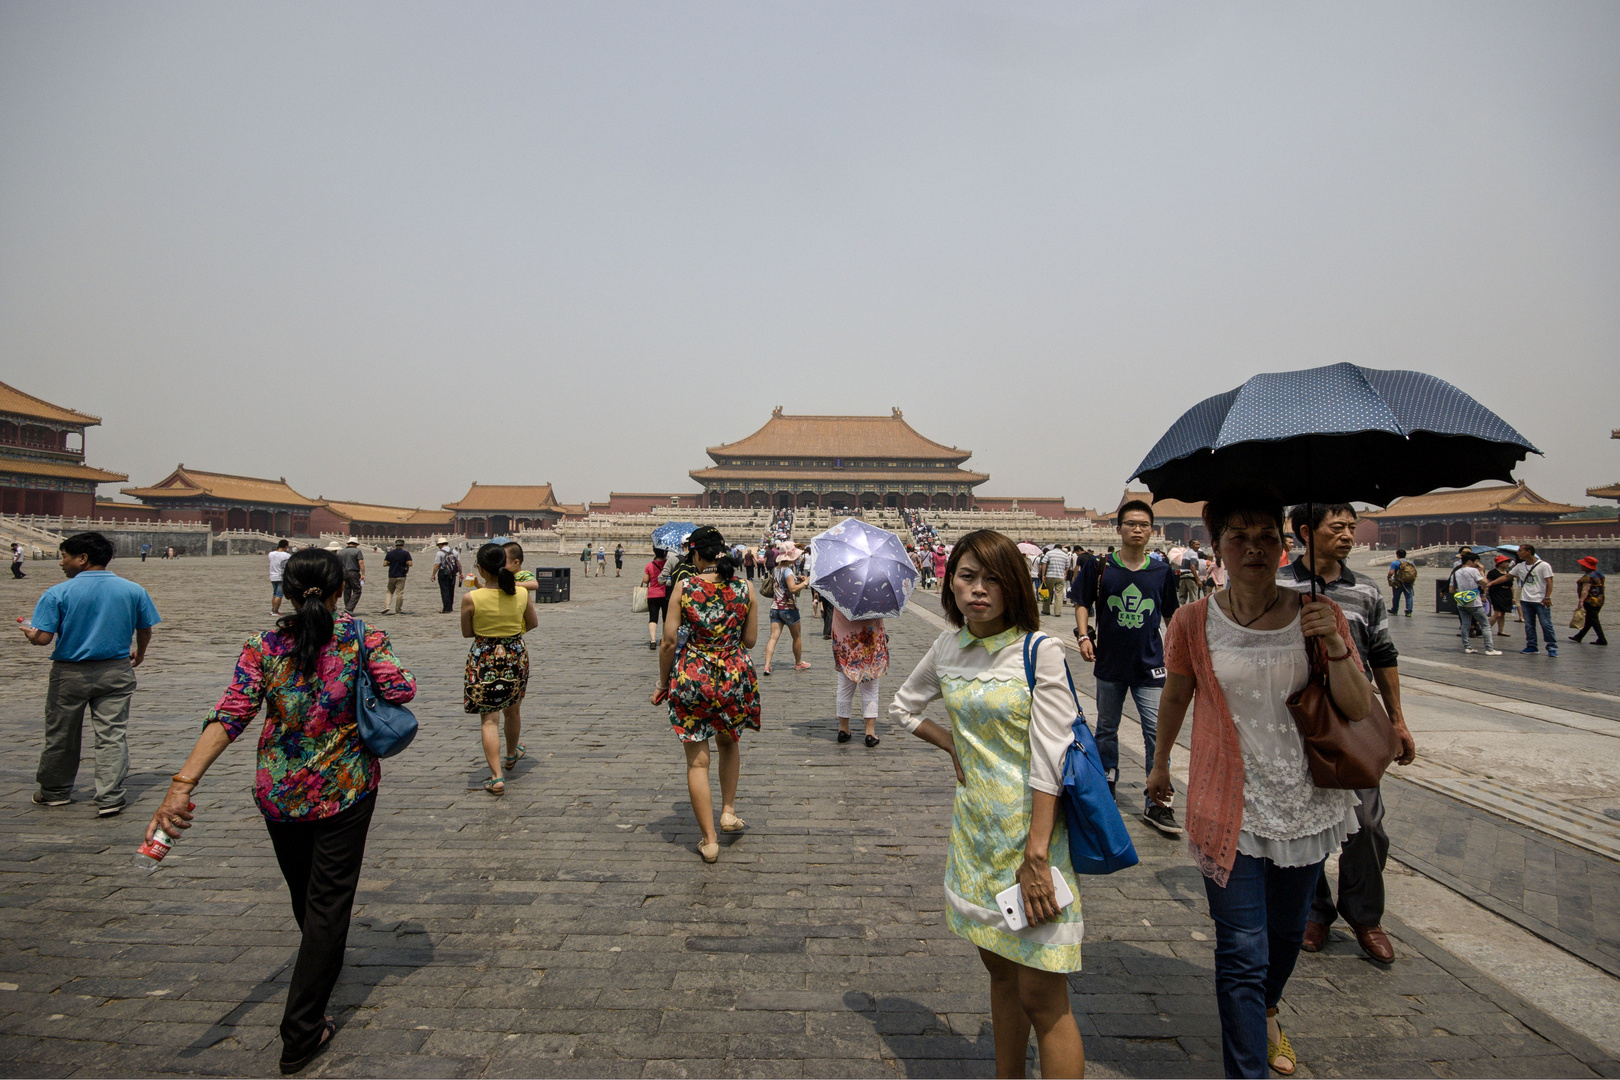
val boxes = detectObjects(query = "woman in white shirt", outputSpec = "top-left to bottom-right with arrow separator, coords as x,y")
891,529 -> 1085,1079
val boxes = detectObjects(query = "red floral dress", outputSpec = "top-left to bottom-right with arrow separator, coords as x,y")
668,575 -> 760,742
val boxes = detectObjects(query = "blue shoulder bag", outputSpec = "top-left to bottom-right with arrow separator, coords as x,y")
350,618 -> 418,758
1023,633 -> 1139,875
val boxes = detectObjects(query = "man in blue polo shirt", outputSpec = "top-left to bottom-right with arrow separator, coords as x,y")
1069,499 -> 1182,837
20,532 -> 161,817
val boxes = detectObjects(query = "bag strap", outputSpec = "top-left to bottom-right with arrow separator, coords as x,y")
352,617 -> 370,681
1022,633 -> 1083,715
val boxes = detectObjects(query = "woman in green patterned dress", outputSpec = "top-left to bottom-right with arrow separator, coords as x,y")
652,526 -> 760,863
891,529 -> 1086,1078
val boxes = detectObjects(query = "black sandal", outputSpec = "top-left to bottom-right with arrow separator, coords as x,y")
280,1017 -> 336,1074
837,730 -> 852,743
864,734 -> 880,748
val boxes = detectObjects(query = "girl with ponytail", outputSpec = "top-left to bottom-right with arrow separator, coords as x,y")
144,546 -> 416,1074
653,526 -> 760,863
461,543 -> 538,795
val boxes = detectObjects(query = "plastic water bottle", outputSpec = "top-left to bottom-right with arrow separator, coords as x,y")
133,803 -> 193,871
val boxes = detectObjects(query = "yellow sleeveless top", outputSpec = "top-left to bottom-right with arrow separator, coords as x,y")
470,587 -> 527,638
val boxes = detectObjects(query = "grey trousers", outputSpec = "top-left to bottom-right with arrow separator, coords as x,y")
37,658 -> 136,808
1311,784 -> 1388,928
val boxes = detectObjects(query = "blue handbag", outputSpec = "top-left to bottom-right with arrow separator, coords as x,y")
1023,634 -> 1140,875
350,619 -> 418,758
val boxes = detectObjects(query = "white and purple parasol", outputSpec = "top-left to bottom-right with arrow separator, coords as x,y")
806,518 -> 918,620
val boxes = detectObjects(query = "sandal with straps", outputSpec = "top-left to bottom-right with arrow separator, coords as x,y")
483,776 -> 505,796
1266,1011 -> 1296,1076
502,744 -> 526,769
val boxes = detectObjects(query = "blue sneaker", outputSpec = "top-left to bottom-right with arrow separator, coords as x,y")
1521,646 -> 1539,654
1548,650 -> 1558,657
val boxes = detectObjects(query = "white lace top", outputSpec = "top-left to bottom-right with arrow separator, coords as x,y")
1205,600 -> 1358,867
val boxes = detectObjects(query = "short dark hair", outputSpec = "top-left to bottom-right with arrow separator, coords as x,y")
1116,499 -> 1154,526
940,530 -> 1040,633
1396,548 -> 1407,558
1287,503 -> 1357,542
1518,542 -> 1537,556
60,532 -> 115,567
1461,551 -> 1480,564
503,541 -> 524,566
276,539 -> 289,549
1203,488 -> 1286,548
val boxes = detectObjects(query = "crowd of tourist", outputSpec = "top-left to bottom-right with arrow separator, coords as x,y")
10,511 -> 1612,1079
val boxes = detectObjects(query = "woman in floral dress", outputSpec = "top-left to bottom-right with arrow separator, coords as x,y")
145,548 -> 416,1075
891,529 -> 1086,1079
652,526 -> 759,863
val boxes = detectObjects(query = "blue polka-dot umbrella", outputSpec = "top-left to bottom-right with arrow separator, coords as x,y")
1132,363 -> 1538,508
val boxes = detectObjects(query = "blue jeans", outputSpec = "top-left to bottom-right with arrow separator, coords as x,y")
1093,680 -> 1162,809
1521,601 -> 1557,653
1390,583 -> 1413,614
1203,854 -> 1325,1078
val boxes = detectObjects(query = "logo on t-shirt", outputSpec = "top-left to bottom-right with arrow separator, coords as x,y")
1107,582 -> 1156,629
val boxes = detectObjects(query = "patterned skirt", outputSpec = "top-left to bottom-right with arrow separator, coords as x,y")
464,635 -> 529,714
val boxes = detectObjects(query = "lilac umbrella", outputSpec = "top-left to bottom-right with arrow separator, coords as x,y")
807,518 -> 919,620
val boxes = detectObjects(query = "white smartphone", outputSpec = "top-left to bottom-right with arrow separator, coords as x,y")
994,869 -> 1076,932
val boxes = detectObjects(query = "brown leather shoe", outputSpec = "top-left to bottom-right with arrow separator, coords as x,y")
1301,920 -> 1328,952
1349,921 -> 1394,963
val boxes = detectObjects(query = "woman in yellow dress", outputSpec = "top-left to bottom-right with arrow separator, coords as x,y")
891,529 -> 1085,1079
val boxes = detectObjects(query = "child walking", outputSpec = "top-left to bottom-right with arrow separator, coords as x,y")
461,543 -> 538,795
832,611 -> 888,747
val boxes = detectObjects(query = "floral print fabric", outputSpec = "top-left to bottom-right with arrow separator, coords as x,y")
668,575 -> 760,742
464,635 -> 529,714
831,613 -> 889,682
205,613 -> 415,822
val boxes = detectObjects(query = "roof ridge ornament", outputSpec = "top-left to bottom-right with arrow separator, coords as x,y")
772,405 -> 784,418
892,407 -> 902,418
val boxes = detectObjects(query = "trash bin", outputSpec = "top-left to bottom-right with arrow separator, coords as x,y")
533,566 -> 571,603
1435,577 -> 1457,615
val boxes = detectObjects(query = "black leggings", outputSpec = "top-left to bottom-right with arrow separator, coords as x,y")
264,793 -> 375,1061
647,595 -> 668,627
1573,603 -> 1606,643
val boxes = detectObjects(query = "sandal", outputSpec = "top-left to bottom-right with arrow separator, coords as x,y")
698,839 -> 720,863
864,734 -> 880,748
720,812 -> 747,833
483,776 -> 505,796
1267,1011 -> 1296,1076
837,730 -> 852,743
279,1016 -> 336,1074
502,745 -> 526,769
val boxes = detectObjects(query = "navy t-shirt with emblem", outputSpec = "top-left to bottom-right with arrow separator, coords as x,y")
1068,553 -> 1181,687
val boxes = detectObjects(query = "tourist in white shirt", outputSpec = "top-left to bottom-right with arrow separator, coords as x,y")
1448,552 -> 1500,655
267,540 -> 292,615
1040,545 -> 1071,617
1511,544 -> 1557,656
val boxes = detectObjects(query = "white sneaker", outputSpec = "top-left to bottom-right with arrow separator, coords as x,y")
1484,649 -> 1502,656
1465,647 -> 1478,654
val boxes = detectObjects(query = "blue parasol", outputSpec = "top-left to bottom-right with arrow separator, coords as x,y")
651,521 -> 696,551
807,518 -> 918,620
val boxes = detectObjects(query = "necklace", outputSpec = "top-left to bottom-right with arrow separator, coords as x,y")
1228,587 -> 1282,628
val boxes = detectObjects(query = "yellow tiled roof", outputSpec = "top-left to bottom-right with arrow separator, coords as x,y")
0,381 -> 102,425
707,408 -> 968,462
442,483 -> 565,513
0,457 -> 127,483
122,466 -> 320,507
1361,483 -> 1583,519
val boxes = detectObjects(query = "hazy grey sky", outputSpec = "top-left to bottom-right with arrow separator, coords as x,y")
4,1 -> 1617,512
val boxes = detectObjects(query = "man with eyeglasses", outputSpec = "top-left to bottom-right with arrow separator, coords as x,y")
1069,499 -> 1182,837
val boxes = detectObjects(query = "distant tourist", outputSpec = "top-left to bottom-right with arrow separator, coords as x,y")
431,538 -> 461,613
461,543 -> 538,796
382,540 -> 412,614
143,547 -> 414,1075
338,539 -> 365,613
642,547 -> 670,651
762,542 -> 811,676
580,542 -> 591,576
1449,552 -> 1501,655
1570,556 -> 1607,646
891,530 -> 1085,1079
595,544 -> 607,577
832,611 -> 886,747
653,527 -> 759,863
1069,499 -> 1182,836
1512,544 -> 1557,655
1280,503 -> 1414,967
1178,539 -> 1205,606
21,532 -> 160,817
613,543 -> 625,577
1040,544 -> 1070,616
139,542 -> 150,563
1150,490 -> 1375,1078
268,539 -> 292,615
815,586 -> 834,640
1484,554 -> 1515,639
742,547 -> 756,580
11,541 -> 25,578
1386,548 -> 1416,616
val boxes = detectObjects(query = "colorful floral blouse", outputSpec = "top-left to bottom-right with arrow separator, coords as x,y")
205,613 -> 416,822
831,612 -> 889,682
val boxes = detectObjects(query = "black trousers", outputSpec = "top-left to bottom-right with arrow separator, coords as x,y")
437,571 -> 456,612
1573,603 -> 1606,644
1310,785 -> 1388,929
264,793 -> 375,1060
342,573 -> 362,613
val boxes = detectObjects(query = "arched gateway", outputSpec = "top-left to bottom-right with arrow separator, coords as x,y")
690,407 -> 989,511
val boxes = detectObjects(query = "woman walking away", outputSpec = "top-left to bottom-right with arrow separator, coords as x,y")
144,548 -> 415,1075
643,547 -> 670,651
1571,556 -> 1607,645
1146,488 -> 1373,1078
833,611 -> 887,746
891,530 -> 1086,1079
652,526 -> 759,863
763,542 -> 811,675
462,543 -> 538,795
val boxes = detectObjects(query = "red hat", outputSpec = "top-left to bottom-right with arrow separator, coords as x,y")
1495,554 -> 1511,563
1577,556 -> 1599,571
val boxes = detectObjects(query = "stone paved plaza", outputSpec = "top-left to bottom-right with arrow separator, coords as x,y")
1,555 -> 1617,1077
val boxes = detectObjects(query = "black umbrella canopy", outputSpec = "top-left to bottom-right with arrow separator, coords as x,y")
1131,363 -> 1539,508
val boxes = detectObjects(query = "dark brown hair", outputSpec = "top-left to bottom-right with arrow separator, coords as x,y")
1202,486 -> 1286,547
940,530 -> 1041,633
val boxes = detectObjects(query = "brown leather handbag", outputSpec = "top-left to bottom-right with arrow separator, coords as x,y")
1286,639 -> 1400,789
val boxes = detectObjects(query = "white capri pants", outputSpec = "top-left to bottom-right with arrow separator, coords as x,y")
837,673 -> 880,719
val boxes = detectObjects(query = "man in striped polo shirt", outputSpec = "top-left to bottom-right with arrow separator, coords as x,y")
1279,503 -> 1417,965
